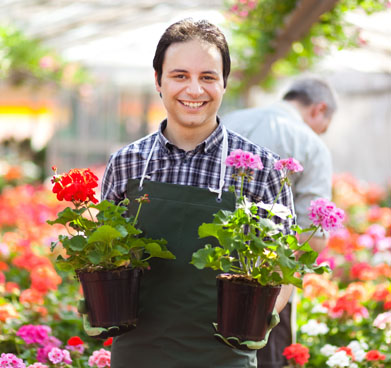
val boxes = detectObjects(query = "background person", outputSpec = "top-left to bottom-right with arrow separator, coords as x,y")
101,19 -> 295,368
223,76 -> 337,368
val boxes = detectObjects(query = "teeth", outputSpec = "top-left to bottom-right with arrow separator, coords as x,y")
182,101 -> 204,108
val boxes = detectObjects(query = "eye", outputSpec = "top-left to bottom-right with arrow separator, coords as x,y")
173,74 -> 186,79
202,75 -> 216,81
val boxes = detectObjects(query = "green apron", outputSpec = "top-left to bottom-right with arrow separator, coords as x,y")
111,130 -> 257,368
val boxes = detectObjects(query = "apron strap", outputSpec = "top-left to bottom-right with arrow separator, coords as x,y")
140,126 -> 229,200
208,126 -> 228,201
139,137 -> 158,190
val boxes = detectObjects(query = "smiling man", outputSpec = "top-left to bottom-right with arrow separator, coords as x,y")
101,19 -> 295,368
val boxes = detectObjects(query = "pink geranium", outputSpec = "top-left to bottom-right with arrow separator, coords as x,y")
88,349 -> 111,368
0,353 -> 26,368
16,325 -> 51,346
47,348 -> 72,365
274,158 -> 303,173
27,364 -> 48,368
225,149 -> 263,170
308,198 -> 345,232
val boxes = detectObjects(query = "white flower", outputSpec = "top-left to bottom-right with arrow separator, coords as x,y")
347,341 -> 367,362
321,344 -> 338,356
326,351 -> 351,367
301,319 -> 329,336
256,202 -> 292,220
372,251 -> 391,265
349,363 -> 358,368
311,304 -> 328,314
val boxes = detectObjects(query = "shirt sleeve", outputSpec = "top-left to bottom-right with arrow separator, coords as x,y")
101,155 -> 123,203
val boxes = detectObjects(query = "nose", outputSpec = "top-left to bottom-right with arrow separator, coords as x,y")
186,78 -> 203,97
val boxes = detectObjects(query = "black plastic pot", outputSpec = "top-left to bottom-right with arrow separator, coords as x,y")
77,267 -> 142,337
216,274 -> 281,341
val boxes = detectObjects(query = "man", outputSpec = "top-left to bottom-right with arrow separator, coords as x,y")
223,77 -> 337,368
101,19 -> 295,368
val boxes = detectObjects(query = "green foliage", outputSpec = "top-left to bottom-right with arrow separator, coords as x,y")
191,196 -> 330,287
225,0 -> 388,94
0,25 -> 91,88
48,199 -> 175,273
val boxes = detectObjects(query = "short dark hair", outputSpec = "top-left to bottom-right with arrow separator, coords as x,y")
282,77 -> 337,117
153,18 -> 231,88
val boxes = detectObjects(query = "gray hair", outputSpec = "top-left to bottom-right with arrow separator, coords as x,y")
282,77 -> 337,117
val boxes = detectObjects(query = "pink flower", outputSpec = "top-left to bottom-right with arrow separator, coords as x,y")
27,364 -> 48,368
225,149 -> 263,170
47,348 -> 72,365
308,198 -> 345,232
0,353 -> 26,368
16,325 -> 51,345
36,337 -> 62,363
366,224 -> 386,241
274,158 -> 303,173
373,311 -> 391,330
88,349 -> 111,368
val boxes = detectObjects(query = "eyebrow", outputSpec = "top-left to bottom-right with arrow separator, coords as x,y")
167,69 -> 219,75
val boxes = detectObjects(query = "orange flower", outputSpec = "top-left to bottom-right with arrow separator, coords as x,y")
4,166 -> 22,181
0,261 -> 9,271
0,303 -> 19,322
20,288 -> 45,305
375,263 -> 391,278
30,265 -> 62,294
5,282 -> 20,294
303,274 -> 338,299
345,282 -> 369,302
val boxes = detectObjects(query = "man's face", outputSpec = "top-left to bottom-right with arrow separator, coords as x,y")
155,39 -> 226,134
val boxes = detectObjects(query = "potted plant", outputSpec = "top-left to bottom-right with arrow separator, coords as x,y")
191,150 -> 345,349
47,167 -> 175,337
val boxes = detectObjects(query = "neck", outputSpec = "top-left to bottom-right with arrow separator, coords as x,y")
164,120 -> 218,152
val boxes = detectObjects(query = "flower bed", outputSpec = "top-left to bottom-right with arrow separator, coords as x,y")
0,172 -> 390,367
285,174 -> 391,367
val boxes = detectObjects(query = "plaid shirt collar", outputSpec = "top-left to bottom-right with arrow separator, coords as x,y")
156,118 -> 223,156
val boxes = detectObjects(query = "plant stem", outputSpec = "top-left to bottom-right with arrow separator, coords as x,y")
132,202 -> 143,226
86,205 -> 95,221
240,172 -> 245,198
267,179 -> 285,219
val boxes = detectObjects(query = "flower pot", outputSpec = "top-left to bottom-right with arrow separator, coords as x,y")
77,267 -> 142,336
216,274 -> 281,341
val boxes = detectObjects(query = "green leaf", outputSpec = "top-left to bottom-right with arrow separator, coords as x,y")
47,207 -> 84,226
69,235 -> 87,251
87,225 -> 122,244
298,251 -> 318,266
144,242 -> 176,259
87,250 -> 104,265
198,223 -> 221,239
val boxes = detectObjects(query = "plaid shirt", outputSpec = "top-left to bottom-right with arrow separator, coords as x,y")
101,120 -> 295,234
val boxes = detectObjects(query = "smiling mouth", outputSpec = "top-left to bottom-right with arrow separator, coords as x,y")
179,100 -> 207,109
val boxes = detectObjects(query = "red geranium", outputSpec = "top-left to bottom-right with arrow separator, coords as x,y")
283,343 -> 310,366
103,337 -> 113,346
365,350 -> 386,361
52,168 -> 99,204
337,347 -> 355,360
67,336 -> 84,346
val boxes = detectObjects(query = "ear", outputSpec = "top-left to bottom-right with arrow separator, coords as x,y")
154,71 -> 161,93
312,102 -> 327,117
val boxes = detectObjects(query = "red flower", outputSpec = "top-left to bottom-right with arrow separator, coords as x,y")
52,168 -> 99,204
67,336 -> 84,346
103,337 -> 113,346
283,343 -> 310,366
337,347 -> 355,360
366,350 -> 386,361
